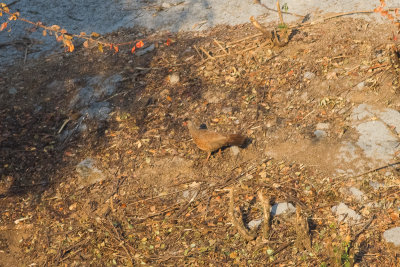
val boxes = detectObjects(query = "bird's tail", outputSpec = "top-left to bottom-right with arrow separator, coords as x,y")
226,134 -> 246,147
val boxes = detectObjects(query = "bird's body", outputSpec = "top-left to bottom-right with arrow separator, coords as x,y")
185,120 -> 246,161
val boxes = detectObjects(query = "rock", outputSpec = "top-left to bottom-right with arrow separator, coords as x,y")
341,187 -> 365,201
136,44 -> 155,56
314,130 -> 327,139
383,227 -> 400,246
270,202 -> 295,216
248,218 -> 263,229
168,72 -> 180,85
356,82 -> 365,90
8,87 -> 17,95
355,121 -> 398,161
331,202 -> 362,223
95,74 -> 122,97
303,71 -> 315,80
81,101 -> 111,121
348,187 -> 365,201
369,180 -> 383,190
76,158 -> 106,187
69,86 -> 95,108
230,146 -> 240,156
316,122 -> 330,130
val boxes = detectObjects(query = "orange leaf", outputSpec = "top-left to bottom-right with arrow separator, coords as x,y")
50,25 -> 60,31
98,43 -> 103,53
396,8 -> 399,16
0,22 -> 7,31
380,0 -> 386,7
91,32 -> 100,38
56,34 -> 63,42
114,46 -> 119,53
374,6 -> 382,13
42,30 -> 47,36
166,95 -> 172,102
83,40 -> 89,48
136,40 -> 144,48
131,46 -> 136,53
166,38 -> 172,46
68,43 -> 74,52
80,31 -> 86,36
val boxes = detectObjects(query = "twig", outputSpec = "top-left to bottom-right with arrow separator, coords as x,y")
257,190 -> 271,239
213,39 -> 228,54
276,0 -> 285,26
227,188 -> 257,241
227,33 -> 263,46
199,47 -> 215,60
193,45 -> 203,60
255,0 -> 304,18
172,189 -> 199,219
295,206 -> 312,251
336,161 -> 400,180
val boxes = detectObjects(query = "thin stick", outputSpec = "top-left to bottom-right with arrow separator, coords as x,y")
257,190 -> 271,239
213,39 -> 228,54
276,0 -> 285,26
193,45 -> 203,60
337,161 -> 400,180
227,33 -> 263,46
228,188 -> 257,241
200,47 -> 215,60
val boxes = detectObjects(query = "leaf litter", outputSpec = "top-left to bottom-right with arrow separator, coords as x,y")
1,17 -> 400,266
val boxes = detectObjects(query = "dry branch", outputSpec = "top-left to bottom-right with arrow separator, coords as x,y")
257,190 -> 271,239
228,188 -> 256,241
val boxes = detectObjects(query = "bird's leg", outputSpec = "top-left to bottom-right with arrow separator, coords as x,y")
205,152 -> 211,162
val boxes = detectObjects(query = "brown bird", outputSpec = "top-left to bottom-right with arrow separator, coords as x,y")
184,120 -> 246,161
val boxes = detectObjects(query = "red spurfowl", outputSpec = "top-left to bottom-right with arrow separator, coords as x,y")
184,120 -> 246,161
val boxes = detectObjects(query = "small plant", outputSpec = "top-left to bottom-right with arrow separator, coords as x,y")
0,2 -> 148,54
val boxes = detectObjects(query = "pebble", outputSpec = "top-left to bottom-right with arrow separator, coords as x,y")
303,71 -> 315,80
8,87 -> 17,95
168,72 -> 180,85
230,146 -> 240,156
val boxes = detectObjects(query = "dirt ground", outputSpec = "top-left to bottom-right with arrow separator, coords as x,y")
1,16 -> 400,266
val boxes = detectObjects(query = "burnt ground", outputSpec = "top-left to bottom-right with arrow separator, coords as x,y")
1,17 -> 400,266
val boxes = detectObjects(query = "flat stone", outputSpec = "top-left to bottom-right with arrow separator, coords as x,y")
248,218 -> 263,229
331,202 -> 362,223
314,130 -> 327,139
383,227 -> 400,246
303,72 -> 315,80
355,121 -> 398,161
348,187 -> 365,202
270,202 -> 295,216
76,158 -> 106,187
8,87 -> 17,95
316,122 -> 330,130
230,146 -> 240,156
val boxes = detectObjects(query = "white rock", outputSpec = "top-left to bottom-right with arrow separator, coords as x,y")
304,72 -> 315,80
383,227 -> 400,246
169,72 -> 180,85
248,218 -> 263,229
331,202 -> 362,223
230,146 -> 240,156
270,202 -> 295,216
314,130 -> 327,139
316,123 -> 330,130
348,187 -> 365,201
